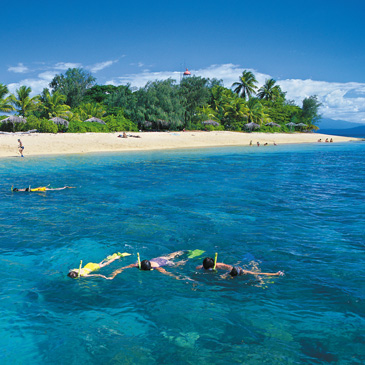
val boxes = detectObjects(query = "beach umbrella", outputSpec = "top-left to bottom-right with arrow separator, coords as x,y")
2,116 -> 27,124
245,122 -> 260,131
85,117 -> 106,125
286,122 -> 297,127
49,117 -> 69,128
1,116 -> 27,132
296,123 -> 308,128
202,119 -> 220,126
265,122 -> 281,127
157,119 -> 170,129
141,120 -> 153,128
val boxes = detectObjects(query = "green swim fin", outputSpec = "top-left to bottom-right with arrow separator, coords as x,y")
187,249 -> 205,259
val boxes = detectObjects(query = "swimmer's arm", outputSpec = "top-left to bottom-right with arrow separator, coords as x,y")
46,186 -> 76,191
109,263 -> 137,279
194,263 -> 232,270
216,263 -> 233,271
155,267 -> 176,277
155,267 -> 194,282
85,274 -> 111,279
243,270 -> 284,276
155,267 -> 183,280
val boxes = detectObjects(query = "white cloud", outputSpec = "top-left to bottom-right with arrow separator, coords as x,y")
278,79 -> 365,123
8,63 -> 29,73
129,62 -> 145,68
54,62 -> 82,70
88,60 -> 118,73
38,71 -> 57,82
8,79 -> 48,95
106,69 -> 182,88
6,71 -> 57,95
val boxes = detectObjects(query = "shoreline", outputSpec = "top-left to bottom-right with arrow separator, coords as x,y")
0,131 -> 362,158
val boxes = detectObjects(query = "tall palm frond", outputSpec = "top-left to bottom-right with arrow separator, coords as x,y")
246,98 -> 271,125
232,70 -> 258,100
10,85 -> 40,116
42,90 -> 70,118
257,79 -> 277,100
75,103 -> 106,120
0,83 -> 15,112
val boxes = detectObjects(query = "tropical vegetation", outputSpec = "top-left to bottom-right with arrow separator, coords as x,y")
0,68 -> 322,133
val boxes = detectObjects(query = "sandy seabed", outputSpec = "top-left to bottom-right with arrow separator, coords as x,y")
0,131 -> 361,158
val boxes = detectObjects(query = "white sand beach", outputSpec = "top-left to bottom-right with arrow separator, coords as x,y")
0,131 -> 361,158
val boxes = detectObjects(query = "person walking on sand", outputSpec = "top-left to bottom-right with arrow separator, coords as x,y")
18,139 -> 24,157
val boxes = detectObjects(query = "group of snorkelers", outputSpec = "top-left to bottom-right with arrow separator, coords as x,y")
67,250 -> 284,280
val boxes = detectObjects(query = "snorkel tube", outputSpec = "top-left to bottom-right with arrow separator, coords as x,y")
213,252 -> 218,270
78,260 -> 83,278
137,253 -> 141,270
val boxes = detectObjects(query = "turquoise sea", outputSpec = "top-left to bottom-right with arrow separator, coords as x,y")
0,142 -> 364,364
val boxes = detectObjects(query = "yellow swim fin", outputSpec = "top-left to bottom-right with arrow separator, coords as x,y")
118,252 -> 131,257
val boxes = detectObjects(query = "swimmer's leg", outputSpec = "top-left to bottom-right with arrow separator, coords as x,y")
164,251 -> 185,259
174,259 -> 188,267
99,254 -> 120,268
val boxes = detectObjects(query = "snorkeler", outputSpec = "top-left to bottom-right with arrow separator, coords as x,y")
100,251 -> 190,280
12,186 -> 75,192
67,252 -> 131,278
196,256 -> 284,277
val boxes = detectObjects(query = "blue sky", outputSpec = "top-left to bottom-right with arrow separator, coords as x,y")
2,0 -> 365,123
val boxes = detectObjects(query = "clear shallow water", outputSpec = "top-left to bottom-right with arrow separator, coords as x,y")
0,142 -> 364,364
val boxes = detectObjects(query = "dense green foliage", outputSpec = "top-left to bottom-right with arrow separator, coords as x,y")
0,84 -> 14,112
0,68 -> 322,133
49,68 -> 96,108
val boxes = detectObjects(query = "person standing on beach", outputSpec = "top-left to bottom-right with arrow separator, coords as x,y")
18,139 -> 24,157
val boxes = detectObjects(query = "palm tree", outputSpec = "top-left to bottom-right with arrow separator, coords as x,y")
232,70 -> 258,100
10,86 -> 40,116
196,105 -> 219,122
222,97 -> 249,129
257,78 -> 285,101
0,83 -> 15,112
257,79 -> 276,100
246,98 -> 271,125
75,103 -> 106,120
42,90 -> 71,118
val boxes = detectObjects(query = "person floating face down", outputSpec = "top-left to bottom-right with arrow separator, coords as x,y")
67,253 -> 128,278
90,251 -> 190,280
12,186 -> 75,192
196,257 -> 284,277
